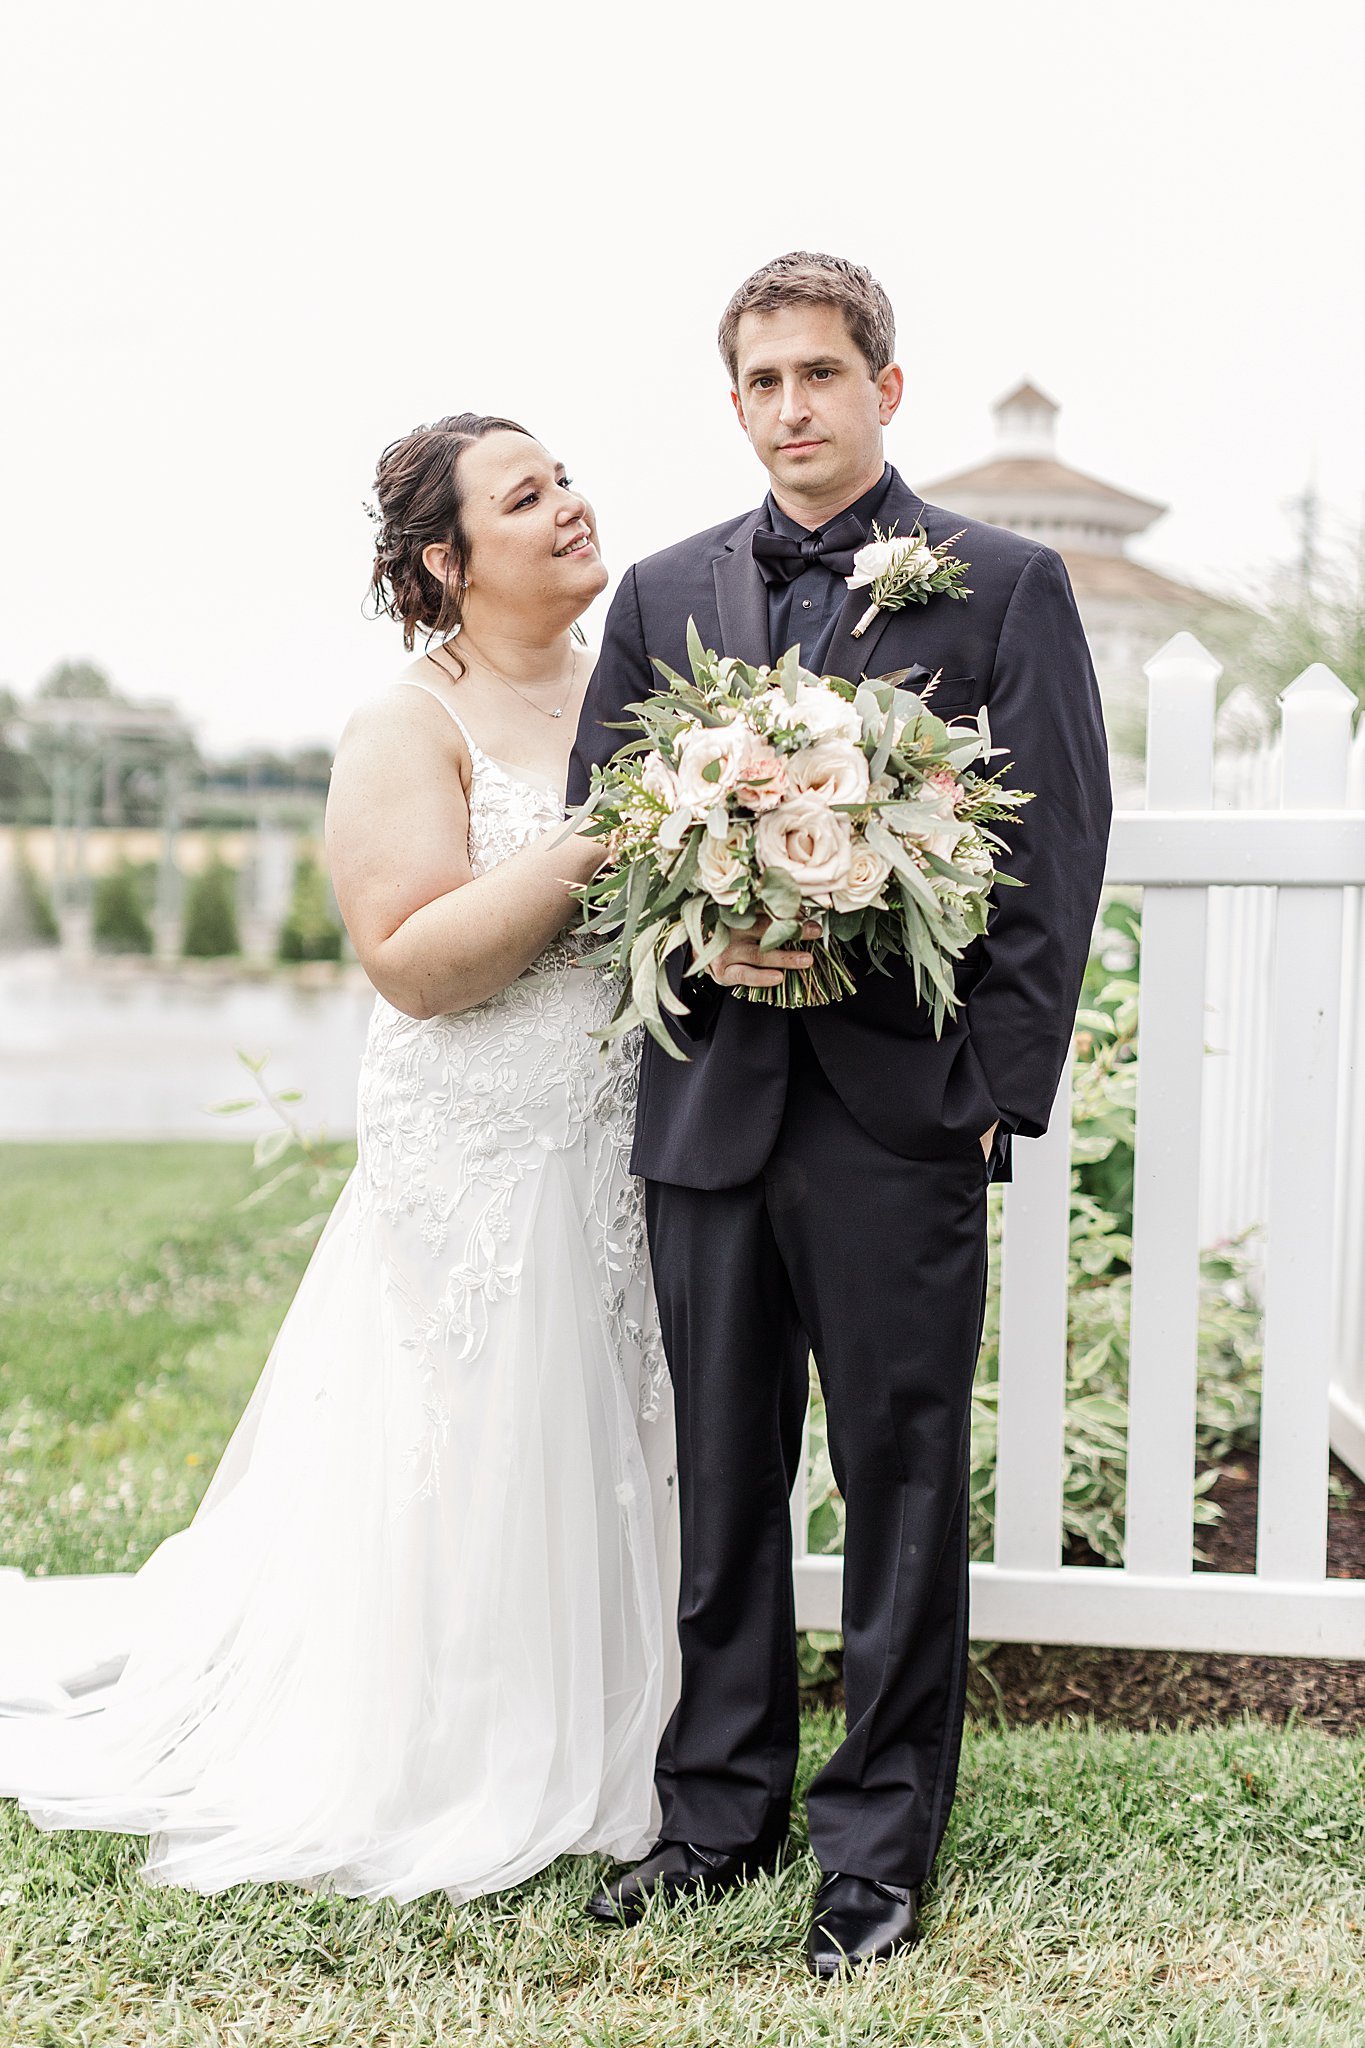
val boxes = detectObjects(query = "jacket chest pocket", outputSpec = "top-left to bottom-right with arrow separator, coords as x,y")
920,674 -> 982,718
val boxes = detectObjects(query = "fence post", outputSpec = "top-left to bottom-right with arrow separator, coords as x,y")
1201,690 -> 1278,1259
1259,664 -> 1356,1578
1124,632 -> 1221,1578
994,1046 -> 1075,1570
1330,721 -> 1365,1480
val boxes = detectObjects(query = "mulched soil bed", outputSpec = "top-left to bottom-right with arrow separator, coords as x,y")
965,1452 -> 1365,1734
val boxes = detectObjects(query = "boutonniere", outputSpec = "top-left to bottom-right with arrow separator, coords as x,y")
847,522 -> 972,638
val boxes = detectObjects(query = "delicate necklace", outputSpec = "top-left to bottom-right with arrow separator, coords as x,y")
445,635 -> 579,719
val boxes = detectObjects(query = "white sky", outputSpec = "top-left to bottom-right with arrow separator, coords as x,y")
1,0 -> 1361,754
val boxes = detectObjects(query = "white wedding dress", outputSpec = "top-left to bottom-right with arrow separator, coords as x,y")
0,685 -> 678,1902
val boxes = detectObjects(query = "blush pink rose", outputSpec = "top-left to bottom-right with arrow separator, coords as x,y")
730,732 -> 789,811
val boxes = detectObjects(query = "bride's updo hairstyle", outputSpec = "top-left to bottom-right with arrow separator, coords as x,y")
367,413 -> 532,652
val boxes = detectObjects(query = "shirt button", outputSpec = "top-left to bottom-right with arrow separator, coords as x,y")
801,599 -> 813,609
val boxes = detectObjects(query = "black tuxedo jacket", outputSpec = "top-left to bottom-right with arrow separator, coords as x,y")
568,470 -> 1113,1190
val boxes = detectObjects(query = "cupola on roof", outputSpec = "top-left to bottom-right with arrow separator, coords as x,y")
924,380 -> 1166,544
920,380 -> 1223,616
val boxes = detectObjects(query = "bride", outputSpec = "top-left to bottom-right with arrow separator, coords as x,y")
0,412 -> 679,1902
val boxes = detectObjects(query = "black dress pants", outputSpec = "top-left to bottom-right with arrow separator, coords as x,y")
645,1025 -> 991,1887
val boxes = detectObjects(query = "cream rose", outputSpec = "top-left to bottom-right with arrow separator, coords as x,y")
759,683 -> 862,745
696,824 -> 750,906
830,837 -> 892,913
673,723 -> 744,809
754,796 -> 854,904
787,736 -> 871,807
640,750 -> 680,808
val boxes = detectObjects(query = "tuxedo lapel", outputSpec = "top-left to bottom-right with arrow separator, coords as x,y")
821,475 -> 926,686
712,509 -> 772,667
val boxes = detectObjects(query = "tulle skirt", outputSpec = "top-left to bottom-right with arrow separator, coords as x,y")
0,999 -> 678,1900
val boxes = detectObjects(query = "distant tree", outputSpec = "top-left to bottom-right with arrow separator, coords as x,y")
1204,520 -> 1365,720
92,862 -> 154,953
285,746 -> 334,795
36,660 -> 122,701
277,853 -> 343,963
182,855 -> 241,958
0,687 -> 32,819
211,743 -> 333,797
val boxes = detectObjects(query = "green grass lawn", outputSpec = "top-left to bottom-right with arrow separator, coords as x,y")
0,1142 -> 344,1579
1,1143 -> 1363,2046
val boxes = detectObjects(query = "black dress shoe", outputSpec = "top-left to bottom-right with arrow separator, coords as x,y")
586,1834 -> 786,1926
806,1871 -> 921,1977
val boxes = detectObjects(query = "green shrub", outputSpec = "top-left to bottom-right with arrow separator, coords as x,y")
182,856 -> 241,958
92,860 -> 154,953
14,840 -> 59,944
277,853 -> 342,963
806,896 -> 1263,1584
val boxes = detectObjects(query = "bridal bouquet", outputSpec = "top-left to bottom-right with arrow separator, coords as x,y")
574,622 -> 1031,1059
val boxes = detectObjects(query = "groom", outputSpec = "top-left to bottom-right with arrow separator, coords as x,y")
569,252 -> 1111,1974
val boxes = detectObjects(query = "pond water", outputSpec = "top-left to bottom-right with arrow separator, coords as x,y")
0,952 -> 376,1141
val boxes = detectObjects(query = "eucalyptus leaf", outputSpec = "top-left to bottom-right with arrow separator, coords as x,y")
778,643 -> 801,703
869,698 -> 899,782
617,859 -> 650,967
686,616 -> 709,682
655,831 -> 703,909
680,891 -> 708,964
757,867 -> 800,919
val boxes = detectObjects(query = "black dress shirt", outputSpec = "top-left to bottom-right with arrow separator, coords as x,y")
756,465 -> 1018,1180
760,466 -> 895,674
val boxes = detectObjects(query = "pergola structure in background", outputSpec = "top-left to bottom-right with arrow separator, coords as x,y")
12,695 -> 197,951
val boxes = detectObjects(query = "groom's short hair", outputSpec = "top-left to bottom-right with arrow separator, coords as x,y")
718,252 -> 895,385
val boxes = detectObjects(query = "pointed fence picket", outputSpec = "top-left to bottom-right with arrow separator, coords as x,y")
791,635 -> 1365,1658
1331,722 -> 1365,1479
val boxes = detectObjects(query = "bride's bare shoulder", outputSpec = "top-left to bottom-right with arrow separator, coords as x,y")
335,667 -> 463,760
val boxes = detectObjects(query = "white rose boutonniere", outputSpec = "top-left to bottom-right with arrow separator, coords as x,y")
847,521 -> 972,638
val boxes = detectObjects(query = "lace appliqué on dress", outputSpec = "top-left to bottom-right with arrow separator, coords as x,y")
351,747 -> 662,1499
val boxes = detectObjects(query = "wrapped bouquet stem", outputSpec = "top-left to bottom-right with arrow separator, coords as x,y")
572,621 -> 1032,1059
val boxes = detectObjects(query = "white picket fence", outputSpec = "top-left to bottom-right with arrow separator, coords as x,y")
791,633 -> 1365,1658
1198,684 -> 1365,1487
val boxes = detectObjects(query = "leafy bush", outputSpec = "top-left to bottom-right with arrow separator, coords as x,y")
181,855 -> 241,958
277,853 -> 342,963
14,839 -> 58,944
92,860 -> 154,953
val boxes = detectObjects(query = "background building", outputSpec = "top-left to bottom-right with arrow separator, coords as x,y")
922,380 -> 1232,779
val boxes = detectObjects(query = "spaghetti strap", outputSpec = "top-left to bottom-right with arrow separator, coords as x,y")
394,678 -> 482,756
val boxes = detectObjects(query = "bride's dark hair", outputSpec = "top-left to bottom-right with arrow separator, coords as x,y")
366,413 -> 532,654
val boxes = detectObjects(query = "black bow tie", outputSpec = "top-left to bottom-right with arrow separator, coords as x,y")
751,508 -> 869,586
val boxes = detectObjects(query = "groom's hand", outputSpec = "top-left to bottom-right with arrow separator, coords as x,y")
705,919 -> 821,990
980,1121 -> 999,1159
